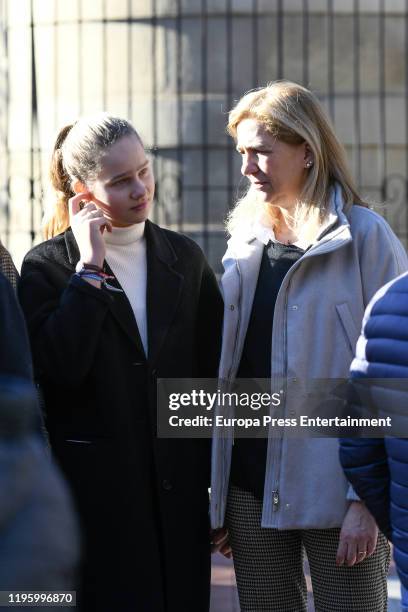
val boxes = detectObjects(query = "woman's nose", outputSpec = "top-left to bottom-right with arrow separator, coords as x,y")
241,154 -> 258,176
130,180 -> 146,199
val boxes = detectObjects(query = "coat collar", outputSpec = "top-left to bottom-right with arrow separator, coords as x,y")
227,182 -> 352,253
64,229 -> 80,267
221,184 -> 353,374
64,219 -> 179,268
64,220 -> 183,365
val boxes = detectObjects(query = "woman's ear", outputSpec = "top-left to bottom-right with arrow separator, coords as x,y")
302,143 -> 314,170
72,180 -> 87,194
304,143 -> 314,164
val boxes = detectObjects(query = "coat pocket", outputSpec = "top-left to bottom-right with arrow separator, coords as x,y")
335,302 -> 359,354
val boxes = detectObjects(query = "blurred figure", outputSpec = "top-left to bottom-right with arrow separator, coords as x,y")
340,271 -> 408,612
0,237 -> 48,439
0,238 -> 18,290
0,270 -> 79,596
0,266 -> 32,381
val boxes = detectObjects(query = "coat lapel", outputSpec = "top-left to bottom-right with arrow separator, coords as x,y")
64,229 -> 80,271
226,237 -> 264,373
64,228 -> 146,356
145,220 -> 184,367
102,259 -> 146,357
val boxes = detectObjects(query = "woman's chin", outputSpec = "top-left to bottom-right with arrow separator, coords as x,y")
253,190 -> 274,206
111,206 -> 151,227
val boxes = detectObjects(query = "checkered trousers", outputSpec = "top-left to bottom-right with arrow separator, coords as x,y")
226,484 -> 390,612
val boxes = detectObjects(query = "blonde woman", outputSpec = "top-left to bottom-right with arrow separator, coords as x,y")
18,114 -> 222,612
211,81 -> 408,611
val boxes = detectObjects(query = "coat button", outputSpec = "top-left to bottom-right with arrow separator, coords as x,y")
290,305 -> 298,311
162,479 -> 173,491
229,304 -> 235,311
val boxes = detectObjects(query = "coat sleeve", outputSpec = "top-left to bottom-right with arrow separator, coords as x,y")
339,438 -> 391,538
356,210 -> 408,306
19,257 -> 113,388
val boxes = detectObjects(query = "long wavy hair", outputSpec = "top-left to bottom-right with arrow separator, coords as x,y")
226,80 -> 365,240
42,113 -> 140,239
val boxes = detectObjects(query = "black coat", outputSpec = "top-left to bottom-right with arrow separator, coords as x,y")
0,271 -> 33,381
19,220 -> 223,612
0,270 -> 47,437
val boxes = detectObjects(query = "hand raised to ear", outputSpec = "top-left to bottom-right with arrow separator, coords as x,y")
68,192 -> 112,270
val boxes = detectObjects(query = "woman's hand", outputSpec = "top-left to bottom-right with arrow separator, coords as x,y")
68,192 -> 112,269
210,527 -> 233,559
336,501 -> 378,566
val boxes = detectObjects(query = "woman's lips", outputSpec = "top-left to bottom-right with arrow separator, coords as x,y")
130,200 -> 148,211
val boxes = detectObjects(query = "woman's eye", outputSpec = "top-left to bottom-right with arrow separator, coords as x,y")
238,149 -> 268,156
113,177 -> 130,186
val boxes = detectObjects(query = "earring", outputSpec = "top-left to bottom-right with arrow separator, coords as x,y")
305,160 -> 313,168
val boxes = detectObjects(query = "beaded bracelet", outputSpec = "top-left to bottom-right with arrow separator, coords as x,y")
83,263 -> 103,273
77,272 -> 104,282
77,266 -> 113,281
75,269 -> 124,293
75,261 -> 104,274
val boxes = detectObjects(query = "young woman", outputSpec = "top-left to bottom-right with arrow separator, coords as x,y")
211,81 -> 408,611
19,114 -> 223,612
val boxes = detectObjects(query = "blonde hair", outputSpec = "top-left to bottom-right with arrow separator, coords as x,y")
226,80 -> 365,240
43,113 -> 140,239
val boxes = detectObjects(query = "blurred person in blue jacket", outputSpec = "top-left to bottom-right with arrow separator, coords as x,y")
0,263 -> 79,594
339,271 -> 408,612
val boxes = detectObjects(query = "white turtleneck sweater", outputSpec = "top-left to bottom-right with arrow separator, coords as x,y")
104,222 -> 148,356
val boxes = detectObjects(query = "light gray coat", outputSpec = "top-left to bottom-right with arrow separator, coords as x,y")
211,184 -> 408,529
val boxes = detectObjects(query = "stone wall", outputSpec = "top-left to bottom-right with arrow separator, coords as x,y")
2,0 -> 408,271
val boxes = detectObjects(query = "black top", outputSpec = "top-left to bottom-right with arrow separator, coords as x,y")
230,240 -> 304,499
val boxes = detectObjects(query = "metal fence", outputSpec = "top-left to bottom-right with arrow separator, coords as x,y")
1,0 -> 408,271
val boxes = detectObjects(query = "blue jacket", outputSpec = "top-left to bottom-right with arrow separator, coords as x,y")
339,271 -> 408,589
